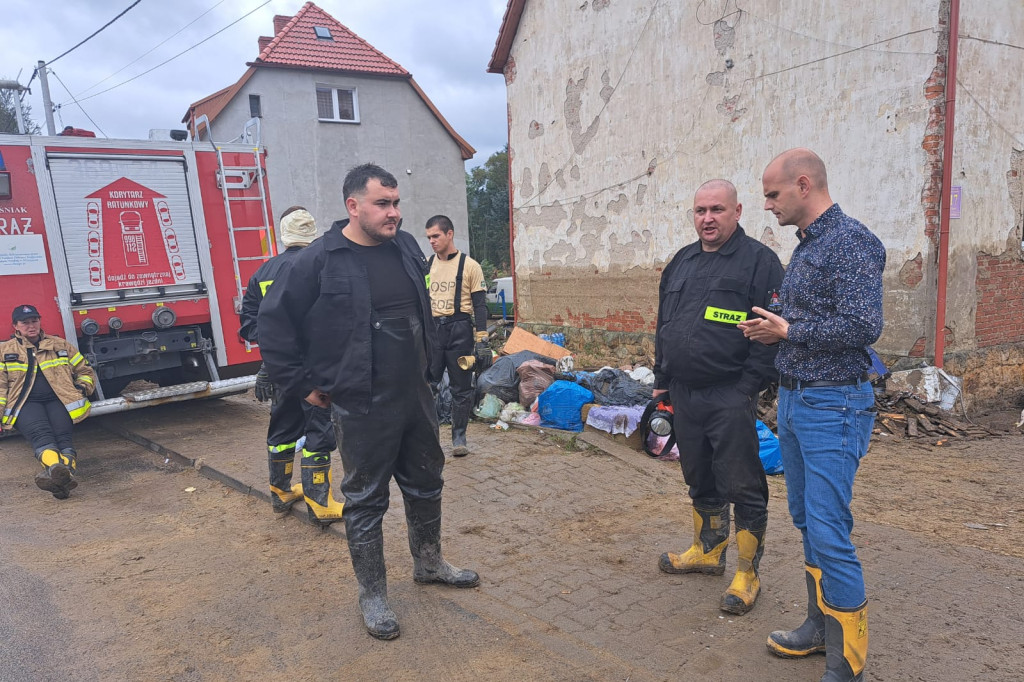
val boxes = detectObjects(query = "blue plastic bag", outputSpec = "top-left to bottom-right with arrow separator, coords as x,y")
537,380 -> 594,431
756,420 -> 783,475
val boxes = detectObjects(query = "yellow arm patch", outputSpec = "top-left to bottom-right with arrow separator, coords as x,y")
704,306 -> 748,324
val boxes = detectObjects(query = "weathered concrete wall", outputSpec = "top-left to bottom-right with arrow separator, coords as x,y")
214,68 -> 469,258
503,0 -> 1024,380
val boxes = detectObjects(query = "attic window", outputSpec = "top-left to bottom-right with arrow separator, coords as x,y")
314,26 -> 332,40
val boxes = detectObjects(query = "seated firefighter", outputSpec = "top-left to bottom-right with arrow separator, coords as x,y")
238,206 -> 344,525
1,304 -> 96,499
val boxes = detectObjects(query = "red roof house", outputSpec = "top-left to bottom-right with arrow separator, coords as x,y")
182,2 -> 474,253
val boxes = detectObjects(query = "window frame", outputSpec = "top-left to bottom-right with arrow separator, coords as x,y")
315,84 -> 359,124
248,93 -> 262,118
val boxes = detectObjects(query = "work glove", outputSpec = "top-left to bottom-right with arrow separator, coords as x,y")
254,363 -> 274,403
473,331 -> 493,373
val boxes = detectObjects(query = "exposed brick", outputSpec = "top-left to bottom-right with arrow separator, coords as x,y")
974,252 -> 1024,348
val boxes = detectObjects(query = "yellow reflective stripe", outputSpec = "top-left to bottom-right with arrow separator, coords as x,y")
0,397 -> 7,405
66,398 -> 90,420
425,274 -> 431,289
259,279 -> 274,295
269,441 -> 298,453
78,375 -> 94,385
71,353 -> 85,366
3,362 -> 28,372
39,358 -> 71,370
704,306 -> 748,324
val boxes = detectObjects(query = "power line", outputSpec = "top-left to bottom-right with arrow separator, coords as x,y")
50,69 -> 108,138
47,0 -> 144,66
67,0 -> 272,106
75,0 -> 228,99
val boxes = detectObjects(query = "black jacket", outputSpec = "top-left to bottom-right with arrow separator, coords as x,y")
654,226 -> 784,396
257,220 -> 435,413
238,246 -> 306,343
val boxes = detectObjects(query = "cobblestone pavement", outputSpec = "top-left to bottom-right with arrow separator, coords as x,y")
2,394 -> 1021,680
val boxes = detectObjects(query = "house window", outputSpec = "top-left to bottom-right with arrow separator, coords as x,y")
249,94 -> 262,118
316,86 -> 359,123
314,26 -> 332,40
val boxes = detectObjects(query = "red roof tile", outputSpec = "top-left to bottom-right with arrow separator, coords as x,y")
256,2 -> 408,77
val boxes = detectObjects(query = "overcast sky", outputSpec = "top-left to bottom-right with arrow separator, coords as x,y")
1,0 -> 510,169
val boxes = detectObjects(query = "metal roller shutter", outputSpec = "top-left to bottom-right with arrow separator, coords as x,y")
47,153 -> 205,302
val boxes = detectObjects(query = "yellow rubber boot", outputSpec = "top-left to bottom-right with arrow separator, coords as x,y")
767,563 -> 827,657
820,599 -> 868,681
35,448 -> 77,499
268,446 -> 302,513
659,503 -> 729,575
720,526 -> 765,615
300,450 -> 344,527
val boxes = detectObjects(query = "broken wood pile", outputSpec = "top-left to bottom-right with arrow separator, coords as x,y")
756,387 -> 1002,443
873,394 -> 997,442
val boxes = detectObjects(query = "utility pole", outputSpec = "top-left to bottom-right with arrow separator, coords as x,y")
36,60 -> 56,136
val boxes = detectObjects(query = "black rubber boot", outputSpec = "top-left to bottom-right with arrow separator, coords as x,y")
35,448 -> 77,500
348,531 -> 400,640
720,524 -> 765,615
767,563 -> 827,657
659,502 -> 730,575
406,500 -> 479,587
268,446 -> 302,513
451,403 -> 471,457
820,599 -> 868,681
300,451 -> 344,527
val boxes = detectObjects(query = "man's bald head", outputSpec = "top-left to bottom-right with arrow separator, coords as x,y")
762,148 -> 834,231
695,178 -> 738,204
767,148 -> 828,193
693,178 -> 742,252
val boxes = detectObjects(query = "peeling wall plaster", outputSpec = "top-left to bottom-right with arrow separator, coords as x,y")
504,0 -> 1024,358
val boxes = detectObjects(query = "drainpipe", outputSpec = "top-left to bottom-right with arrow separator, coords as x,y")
505,122 -> 517,324
934,0 -> 960,369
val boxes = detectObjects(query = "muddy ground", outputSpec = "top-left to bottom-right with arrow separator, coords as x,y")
1,395 -> 1022,681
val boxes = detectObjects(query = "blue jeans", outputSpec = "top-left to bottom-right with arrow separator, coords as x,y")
777,382 -> 876,607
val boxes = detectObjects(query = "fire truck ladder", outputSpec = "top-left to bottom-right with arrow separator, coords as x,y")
199,116 -> 277,352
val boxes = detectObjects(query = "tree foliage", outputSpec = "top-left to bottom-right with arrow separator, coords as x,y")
466,145 -> 510,276
0,81 -> 41,135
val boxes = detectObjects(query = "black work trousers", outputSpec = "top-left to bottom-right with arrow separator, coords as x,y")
337,315 -> 445,543
430,316 -> 475,431
669,380 -> 768,529
267,393 -> 336,454
16,399 -> 75,455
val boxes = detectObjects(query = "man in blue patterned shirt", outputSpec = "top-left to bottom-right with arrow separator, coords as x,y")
740,148 -> 885,682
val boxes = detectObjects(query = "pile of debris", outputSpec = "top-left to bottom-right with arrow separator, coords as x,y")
873,393 -> 998,442
756,387 -> 1001,444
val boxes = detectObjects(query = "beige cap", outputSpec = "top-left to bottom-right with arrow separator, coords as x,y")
280,209 -> 316,247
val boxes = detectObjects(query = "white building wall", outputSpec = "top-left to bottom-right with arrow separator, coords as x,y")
503,0 -> 1024,359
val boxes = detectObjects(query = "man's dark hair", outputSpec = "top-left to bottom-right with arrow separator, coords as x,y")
343,163 -> 398,200
425,215 -> 454,233
280,205 -> 307,220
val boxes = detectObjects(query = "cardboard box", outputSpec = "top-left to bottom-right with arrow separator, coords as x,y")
501,326 -> 569,361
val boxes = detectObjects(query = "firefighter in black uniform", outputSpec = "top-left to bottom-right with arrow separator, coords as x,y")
258,164 -> 479,641
425,215 -> 490,457
238,206 -> 343,525
654,179 -> 784,615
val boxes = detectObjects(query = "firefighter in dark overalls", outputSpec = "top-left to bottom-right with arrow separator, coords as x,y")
258,165 -> 479,640
654,180 -> 784,616
424,215 -> 489,457
238,207 -> 343,525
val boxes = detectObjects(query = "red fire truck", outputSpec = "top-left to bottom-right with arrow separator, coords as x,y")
0,118 -> 275,415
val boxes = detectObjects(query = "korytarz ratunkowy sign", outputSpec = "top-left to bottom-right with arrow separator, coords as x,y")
85,177 -> 186,289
